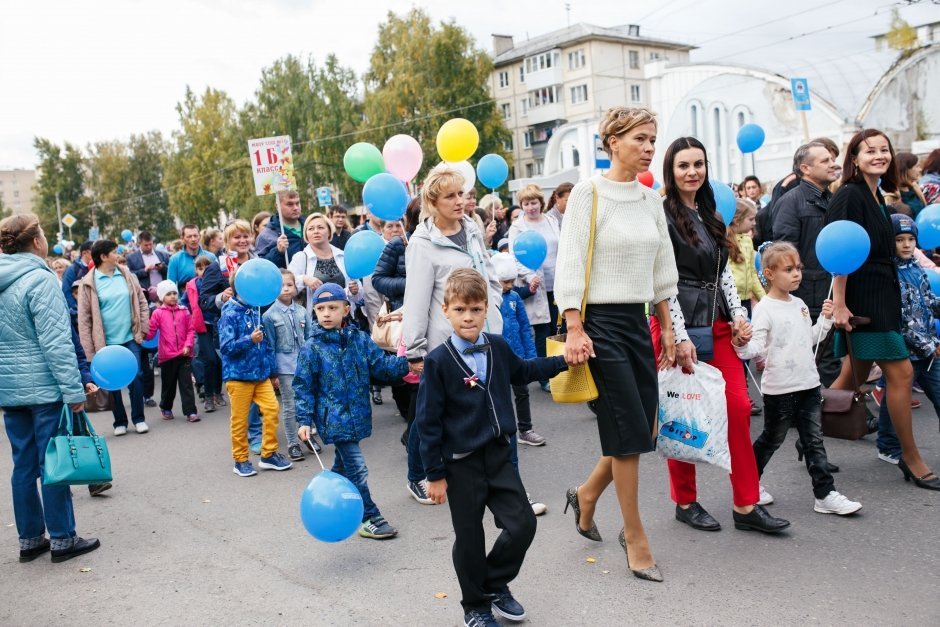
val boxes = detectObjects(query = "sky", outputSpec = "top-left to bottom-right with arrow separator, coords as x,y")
1,0 -> 937,169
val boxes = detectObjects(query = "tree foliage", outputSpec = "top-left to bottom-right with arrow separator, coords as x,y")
362,8 -> 510,190
885,8 -> 918,52
32,138 -> 90,242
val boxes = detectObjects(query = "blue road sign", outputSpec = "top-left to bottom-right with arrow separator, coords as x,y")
791,78 -> 812,111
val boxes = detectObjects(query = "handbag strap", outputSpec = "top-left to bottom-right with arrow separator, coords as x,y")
578,183 -> 599,323
58,405 -> 75,436
708,249 -> 720,326
843,332 -> 863,394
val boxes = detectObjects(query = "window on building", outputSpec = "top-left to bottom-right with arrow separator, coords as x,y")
628,24 -> 640,36
530,86 -> 559,107
13,190 -> 19,198
691,104 -> 699,137
737,111 -> 746,128
521,98 -> 529,116
501,103 -> 511,120
535,159 -> 544,175
630,84 -> 641,103
525,163 -> 534,178
523,131 -> 532,149
568,48 -> 586,70
570,84 -> 589,104
629,50 -> 640,69
649,52 -> 661,61
572,148 -> 580,167
519,66 -> 525,83
498,71 -> 509,88
525,51 -> 560,74
504,137 -> 514,152
714,108 -> 722,147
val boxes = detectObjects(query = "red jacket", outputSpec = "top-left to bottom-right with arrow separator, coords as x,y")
185,279 -> 207,333
144,304 -> 195,363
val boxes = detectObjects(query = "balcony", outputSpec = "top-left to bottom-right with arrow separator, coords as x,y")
525,65 -> 565,91
527,102 -> 565,126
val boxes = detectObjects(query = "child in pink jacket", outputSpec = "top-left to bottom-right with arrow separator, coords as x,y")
145,280 -> 199,422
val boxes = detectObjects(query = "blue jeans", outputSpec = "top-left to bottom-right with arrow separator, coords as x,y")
248,403 -> 261,446
111,340 -> 145,427
332,441 -> 380,521
878,358 -> 940,456
3,402 -> 76,544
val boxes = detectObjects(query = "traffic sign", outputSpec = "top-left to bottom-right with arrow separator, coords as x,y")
316,186 -> 333,207
790,78 -> 812,111
62,213 -> 76,228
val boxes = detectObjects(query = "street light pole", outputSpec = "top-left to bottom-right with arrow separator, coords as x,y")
55,192 -> 63,243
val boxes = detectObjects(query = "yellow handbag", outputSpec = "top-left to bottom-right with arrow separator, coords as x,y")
546,183 -> 599,403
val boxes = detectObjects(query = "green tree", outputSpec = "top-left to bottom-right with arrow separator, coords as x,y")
361,8 -> 511,191
163,86 -> 242,227
32,138 -> 91,242
885,8 -> 918,52
0,192 -> 7,218
238,53 -> 362,215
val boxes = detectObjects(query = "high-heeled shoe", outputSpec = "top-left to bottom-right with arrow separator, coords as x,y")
795,440 -> 839,473
898,459 -> 940,491
563,487 -> 602,541
618,529 -> 663,582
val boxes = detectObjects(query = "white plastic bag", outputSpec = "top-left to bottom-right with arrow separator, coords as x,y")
656,363 -> 731,471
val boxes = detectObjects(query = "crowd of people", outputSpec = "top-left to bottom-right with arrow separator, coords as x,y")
2,106 -> 940,626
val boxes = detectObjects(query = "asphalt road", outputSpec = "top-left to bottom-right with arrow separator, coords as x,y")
1,375 -> 938,626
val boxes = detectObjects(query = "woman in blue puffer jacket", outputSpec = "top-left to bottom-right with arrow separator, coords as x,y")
0,214 -> 101,563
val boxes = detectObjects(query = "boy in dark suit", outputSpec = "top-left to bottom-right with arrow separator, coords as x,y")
416,268 -> 567,627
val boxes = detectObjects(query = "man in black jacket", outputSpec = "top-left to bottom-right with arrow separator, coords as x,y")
772,141 -> 840,385
254,191 -> 306,268
125,231 -> 169,300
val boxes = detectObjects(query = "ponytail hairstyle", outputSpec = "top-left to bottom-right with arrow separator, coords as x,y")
727,199 -> 757,264
0,213 -> 43,254
546,182 -> 574,213
661,136 -> 727,250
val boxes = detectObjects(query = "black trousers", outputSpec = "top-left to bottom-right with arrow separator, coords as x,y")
140,346 -> 156,398
445,437 -> 536,612
511,384 -> 532,432
753,386 -> 835,499
160,356 -> 198,416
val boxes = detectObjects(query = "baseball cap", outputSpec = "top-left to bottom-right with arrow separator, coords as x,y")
312,282 -> 348,304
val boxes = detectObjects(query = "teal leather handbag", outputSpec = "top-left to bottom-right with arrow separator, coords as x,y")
43,406 -> 112,486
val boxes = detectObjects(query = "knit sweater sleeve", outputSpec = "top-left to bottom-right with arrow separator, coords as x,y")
553,181 -> 594,313
651,202 -> 679,304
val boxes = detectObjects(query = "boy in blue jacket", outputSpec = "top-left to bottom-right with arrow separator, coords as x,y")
878,215 -> 940,461
293,283 -> 414,540
218,274 -> 292,477
416,268 -> 567,627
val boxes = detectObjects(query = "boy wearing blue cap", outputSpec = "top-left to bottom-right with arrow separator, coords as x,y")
878,214 -> 940,460
293,282 -> 416,539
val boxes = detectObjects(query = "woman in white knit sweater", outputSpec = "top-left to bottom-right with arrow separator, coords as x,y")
555,107 -> 679,582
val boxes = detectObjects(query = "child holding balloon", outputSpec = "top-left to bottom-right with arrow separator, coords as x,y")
293,283 -> 416,540
877,215 -> 940,461
733,241 -> 862,516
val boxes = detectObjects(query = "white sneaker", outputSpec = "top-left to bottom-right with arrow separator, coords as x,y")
757,484 -> 774,505
814,491 -> 862,515
877,451 -> 900,465
135,422 -> 149,434
528,494 -> 546,516
113,425 -> 127,436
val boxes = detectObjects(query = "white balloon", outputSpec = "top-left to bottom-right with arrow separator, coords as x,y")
439,160 -> 476,193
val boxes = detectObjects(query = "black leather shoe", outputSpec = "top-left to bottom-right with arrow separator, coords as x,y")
675,502 -> 721,531
371,387 -> 383,405
19,538 -> 50,563
795,440 -> 839,473
732,505 -> 790,533
51,537 -> 101,563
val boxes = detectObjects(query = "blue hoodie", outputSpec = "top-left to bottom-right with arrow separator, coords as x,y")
0,253 -> 86,406
218,297 -> 276,381
895,256 -> 940,359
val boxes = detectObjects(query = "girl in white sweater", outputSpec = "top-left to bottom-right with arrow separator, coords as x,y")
734,242 -> 862,516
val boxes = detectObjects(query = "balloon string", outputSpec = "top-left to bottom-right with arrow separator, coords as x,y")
305,439 -> 325,470
744,362 -> 762,397
814,277 -> 834,360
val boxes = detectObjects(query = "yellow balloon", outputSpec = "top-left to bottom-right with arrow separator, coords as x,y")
436,118 -> 480,162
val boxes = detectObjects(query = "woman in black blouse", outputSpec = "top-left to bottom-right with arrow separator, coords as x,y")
827,129 -> 939,490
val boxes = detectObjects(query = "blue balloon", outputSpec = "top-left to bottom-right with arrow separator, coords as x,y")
344,230 -> 386,279
91,345 -> 138,391
652,180 -> 662,191
710,180 -> 737,226
155,243 -> 166,253
300,470 -> 364,543
121,229 -> 133,242
234,258 -> 282,307
513,231 -> 547,271
935,319 -> 940,337
477,154 -> 509,189
116,245 -> 126,254
914,203 -> 940,249
815,220 -> 871,275
736,123 -> 765,153
362,173 -> 409,221
928,270 -> 940,296
754,250 -> 762,275
760,194 -> 771,206
53,244 -> 63,255
141,331 -> 159,350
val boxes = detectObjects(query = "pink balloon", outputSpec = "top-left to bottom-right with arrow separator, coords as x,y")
382,135 -> 423,182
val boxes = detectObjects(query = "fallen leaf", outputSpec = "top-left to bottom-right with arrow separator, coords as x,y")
79,567 -> 92,573
434,592 -> 447,599
585,557 -> 596,564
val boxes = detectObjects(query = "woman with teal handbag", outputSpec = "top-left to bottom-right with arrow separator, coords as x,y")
0,213 -> 101,563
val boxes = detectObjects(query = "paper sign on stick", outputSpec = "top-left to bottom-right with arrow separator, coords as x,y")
247,135 -> 297,196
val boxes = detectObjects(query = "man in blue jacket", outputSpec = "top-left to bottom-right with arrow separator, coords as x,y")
61,240 -> 94,309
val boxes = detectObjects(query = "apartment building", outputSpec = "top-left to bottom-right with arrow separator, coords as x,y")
0,169 -> 36,215
489,23 -> 692,181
